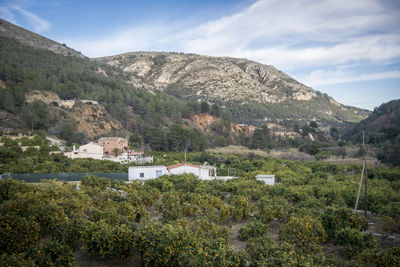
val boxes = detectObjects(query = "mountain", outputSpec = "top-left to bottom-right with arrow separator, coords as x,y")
0,18 -> 371,151
96,52 -> 369,126
0,18 -> 84,58
345,99 -> 400,166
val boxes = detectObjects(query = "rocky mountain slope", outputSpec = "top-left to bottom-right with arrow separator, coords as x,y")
0,18 -> 84,58
0,18 -> 372,150
96,52 -> 369,126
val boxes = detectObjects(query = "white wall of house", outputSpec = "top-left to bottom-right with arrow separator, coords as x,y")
128,166 -> 167,180
168,165 -> 212,180
64,142 -> 103,160
255,174 -> 275,185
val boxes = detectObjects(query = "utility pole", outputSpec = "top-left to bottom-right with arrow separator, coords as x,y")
363,131 -> 368,217
184,146 -> 187,164
354,131 -> 368,217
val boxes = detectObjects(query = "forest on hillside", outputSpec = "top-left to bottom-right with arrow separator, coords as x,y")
346,100 -> 400,167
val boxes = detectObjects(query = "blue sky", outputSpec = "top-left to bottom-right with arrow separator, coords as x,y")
1,0 -> 399,110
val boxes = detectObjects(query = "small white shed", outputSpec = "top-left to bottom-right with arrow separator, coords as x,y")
128,166 -> 167,180
255,174 -> 275,185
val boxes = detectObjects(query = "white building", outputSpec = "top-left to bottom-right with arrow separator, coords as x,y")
255,174 -> 275,185
128,163 -> 217,181
128,166 -> 167,180
167,163 -> 216,180
64,142 -> 103,160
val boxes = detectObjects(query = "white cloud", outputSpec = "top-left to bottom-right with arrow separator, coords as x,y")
49,0 -> 400,92
12,6 -> 50,32
0,7 -> 16,23
300,69 -> 400,86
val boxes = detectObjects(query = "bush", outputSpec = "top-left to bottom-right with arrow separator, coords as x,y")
246,237 -> 304,266
320,206 -> 368,240
279,215 -> 327,253
357,247 -> 400,266
82,220 -> 134,258
335,227 -> 376,256
0,214 -> 40,254
81,175 -> 111,189
229,195 -> 251,220
257,196 -> 291,223
40,240 -> 76,266
238,221 -> 269,241
0,253 -> 36,267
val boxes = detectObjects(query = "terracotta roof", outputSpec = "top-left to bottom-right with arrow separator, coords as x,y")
167,163 -> 202,170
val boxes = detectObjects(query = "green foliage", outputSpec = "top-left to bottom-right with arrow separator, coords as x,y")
0,152 -> 399,265
250,126 -> 272,149
81,175 -> 111,189
279,215 -> 327,253
0,214 -> 40,254
0,253 -> 36,267
238,221 -> 269,241
357,247 -> 400,266
257,196 -> 291,223
133,220 -> 244,266
22,100 -> 52,130
229,195 -> 251,220
82,220 -> 134,258
320,206 -> 368,240
245,237 -> 317,266
346,99 -> 400,166
216,135 -> 228,147
335,227 -> 376,256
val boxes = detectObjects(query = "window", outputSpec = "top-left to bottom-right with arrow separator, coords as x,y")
83,149 -> 87,152
156,170 -> 162,178
140,173 -> 144,178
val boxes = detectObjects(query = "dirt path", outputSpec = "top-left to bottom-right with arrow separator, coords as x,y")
229,221 -> 248,252
267,218 -> 281,241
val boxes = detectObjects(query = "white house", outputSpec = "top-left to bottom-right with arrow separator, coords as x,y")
255,174 -> 275,185
128,163 -> 217,180
64,142 -> 103,160
128,166 -> 167,180
167,163 -> 216,180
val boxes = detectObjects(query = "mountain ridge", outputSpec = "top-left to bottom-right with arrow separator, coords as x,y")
0,18 -> 371,147
0,18 -> 85,58
95,51 -> 369,126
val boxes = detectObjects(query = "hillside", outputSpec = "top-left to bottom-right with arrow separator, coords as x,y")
96,52 -> 369,126
0,18 -> 84,58
0,18 -> 370,151
0,31 -> 244,150
345,99 -> 400,166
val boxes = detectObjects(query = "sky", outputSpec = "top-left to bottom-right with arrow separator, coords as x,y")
1,0 -> 399,110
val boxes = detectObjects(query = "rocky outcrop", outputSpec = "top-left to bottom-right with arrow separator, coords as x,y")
71,103 -> 122,138
96,52 -> 317,104
26,90 -> 61,103
187,113 -> 255,137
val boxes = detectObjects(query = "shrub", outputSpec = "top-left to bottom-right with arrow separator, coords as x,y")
357,247 -> 400,266
246,237 -> 301,266
81,175 -> 111,189
238,221 -> 269,241
229,195 -> 251,220
279,215 -> 327,253
320,206 -> 368,240
43,240 -> 76,266
335,227 -> 376,256
0,253 -> 36,267
0,214 -> 40,254
82,220 -> 134,258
